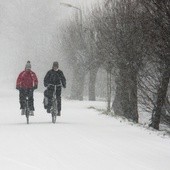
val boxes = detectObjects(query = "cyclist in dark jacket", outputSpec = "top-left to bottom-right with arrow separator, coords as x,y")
44,61 -> 66,115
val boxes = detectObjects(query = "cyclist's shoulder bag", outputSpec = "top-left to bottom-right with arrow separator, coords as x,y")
43,89 -> 48,109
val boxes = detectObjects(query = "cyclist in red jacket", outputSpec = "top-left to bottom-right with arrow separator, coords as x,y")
16,61 -> 38,115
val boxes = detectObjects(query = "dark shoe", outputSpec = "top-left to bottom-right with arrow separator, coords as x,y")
57,111 -> 61,116
21,109 -> 25,115
47,108 -> 51,113
29,110 -> 34,116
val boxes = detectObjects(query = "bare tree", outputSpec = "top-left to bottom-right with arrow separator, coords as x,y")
100,0 -> 147,122
60,17 -> 87,100
60,12 -> 102,100
139,0 -> 170,129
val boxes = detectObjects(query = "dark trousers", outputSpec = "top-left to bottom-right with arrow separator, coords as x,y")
45,87 -> 61,112
19,89 -> 34,111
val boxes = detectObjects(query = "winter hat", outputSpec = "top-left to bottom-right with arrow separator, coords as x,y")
25,61 -> 31,69
52,61 -> 59,69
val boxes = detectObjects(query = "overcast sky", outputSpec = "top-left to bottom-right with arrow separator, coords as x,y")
0,0 -> 103,87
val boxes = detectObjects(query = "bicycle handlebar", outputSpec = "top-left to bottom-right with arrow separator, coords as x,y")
47,84 -> 62,87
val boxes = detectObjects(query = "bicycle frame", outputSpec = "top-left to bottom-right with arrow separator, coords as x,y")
47,84 -> 61,123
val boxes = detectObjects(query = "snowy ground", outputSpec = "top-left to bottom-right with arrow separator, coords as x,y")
0,89 -> 170,170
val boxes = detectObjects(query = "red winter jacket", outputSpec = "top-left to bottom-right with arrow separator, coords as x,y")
16,70 -> 38,89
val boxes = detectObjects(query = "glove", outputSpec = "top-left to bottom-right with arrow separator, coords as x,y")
16,86 -> 20,90
63,84 -> 66,88
33,85 -> 38,90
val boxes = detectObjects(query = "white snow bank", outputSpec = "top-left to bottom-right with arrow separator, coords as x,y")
0,89 -> 169,170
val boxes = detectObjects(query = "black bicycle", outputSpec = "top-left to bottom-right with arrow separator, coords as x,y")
51,85 -> 57,124
25,96 -> 30,124
47,84 -> 60,123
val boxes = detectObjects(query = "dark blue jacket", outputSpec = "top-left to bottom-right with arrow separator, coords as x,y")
44,69 -> 66,88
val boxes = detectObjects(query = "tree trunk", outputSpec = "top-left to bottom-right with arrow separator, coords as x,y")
120,70 -> 131,119
113,67 -> 138,122
112,79 -> 124,116
89,67 -> 99,101
150,65 -> 170,130
128,69 -> 138,122
70,65 -> 86,100
113,68 -> 130,116
107,68 -> 112,112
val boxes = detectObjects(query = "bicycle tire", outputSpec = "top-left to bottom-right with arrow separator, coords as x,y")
26,114 -> 29,124
52,114 -> 56,123
25,99 -> 29,124
51,100 -> 57,123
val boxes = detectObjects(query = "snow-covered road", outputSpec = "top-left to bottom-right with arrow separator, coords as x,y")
0,89 -> 170,170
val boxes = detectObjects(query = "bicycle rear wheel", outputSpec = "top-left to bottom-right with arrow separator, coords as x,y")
26,111 -> 29,124
52,113 -> 56,123
51,100 -> 57,124
23,97 -> 30,124
25,100 -> 29,124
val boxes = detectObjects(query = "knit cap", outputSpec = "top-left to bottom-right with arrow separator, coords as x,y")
52,61 -> 59,68
25,61 -> 31,69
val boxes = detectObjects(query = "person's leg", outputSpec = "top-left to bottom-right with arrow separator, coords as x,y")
19,89 -> 26,109
47,89 -> 53,112
44,90 -> 48,109
28,89 -> 34,111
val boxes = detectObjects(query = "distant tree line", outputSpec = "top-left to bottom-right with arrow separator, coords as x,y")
60,0 -> 170,130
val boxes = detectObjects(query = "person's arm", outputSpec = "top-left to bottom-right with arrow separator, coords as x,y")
16,71 -> 24,90
60,71 -> 66,88
44,71 -> 50,87
32,72 -> 38,89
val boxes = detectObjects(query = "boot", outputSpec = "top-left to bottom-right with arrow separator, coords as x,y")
57,111 -> 61,116
47,107 -> 51,113
29,110 -> 34,116
21,109 -> 25,115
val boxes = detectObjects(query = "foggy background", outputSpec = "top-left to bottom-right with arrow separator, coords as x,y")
0,0 -> 99,90
0,0 -> 169,131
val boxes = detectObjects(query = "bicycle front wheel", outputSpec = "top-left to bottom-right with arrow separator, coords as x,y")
51,100 -> 57,123
52,113 -> 56,124
26,111 -> 29,124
